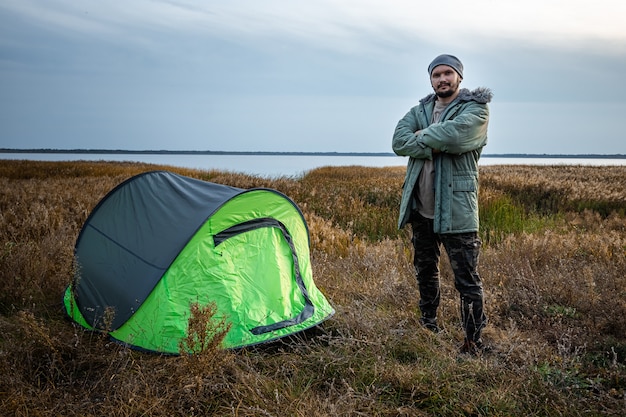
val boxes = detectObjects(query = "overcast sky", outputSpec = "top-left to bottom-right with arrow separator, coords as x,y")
1,0 -> 625,154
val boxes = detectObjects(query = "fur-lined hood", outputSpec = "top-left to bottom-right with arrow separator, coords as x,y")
420,87 -> 493,105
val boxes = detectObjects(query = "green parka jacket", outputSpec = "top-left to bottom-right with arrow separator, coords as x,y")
392,87 -> 493,232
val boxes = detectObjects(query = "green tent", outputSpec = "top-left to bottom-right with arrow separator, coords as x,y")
63,170 -> 334,353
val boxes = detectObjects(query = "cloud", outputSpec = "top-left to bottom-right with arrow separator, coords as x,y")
1,1 -> 625,153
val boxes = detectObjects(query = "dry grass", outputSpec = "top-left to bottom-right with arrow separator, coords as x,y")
480,165 -> 626,216
1,160 -> 625,416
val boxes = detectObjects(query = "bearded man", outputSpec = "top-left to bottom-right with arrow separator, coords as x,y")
392,54 -> 493,354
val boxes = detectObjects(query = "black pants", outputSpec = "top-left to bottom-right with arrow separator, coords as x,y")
410,213 -> 487,342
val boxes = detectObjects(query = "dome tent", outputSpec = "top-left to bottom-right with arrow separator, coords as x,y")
63,170 -> 334,353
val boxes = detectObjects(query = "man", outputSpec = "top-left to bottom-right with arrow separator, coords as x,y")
392,54 -> 492,354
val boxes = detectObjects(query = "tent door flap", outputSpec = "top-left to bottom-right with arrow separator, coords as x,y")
213,218 -> 314,335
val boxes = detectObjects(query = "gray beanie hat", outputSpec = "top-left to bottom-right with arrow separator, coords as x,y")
428,54 -> 463,78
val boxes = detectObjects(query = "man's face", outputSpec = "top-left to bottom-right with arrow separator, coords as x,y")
430,65 -> 462,98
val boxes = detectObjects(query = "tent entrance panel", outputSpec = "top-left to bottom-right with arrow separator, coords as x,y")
213,218 -> 314,336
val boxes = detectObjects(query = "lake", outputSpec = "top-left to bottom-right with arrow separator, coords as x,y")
1,153 -> 625,178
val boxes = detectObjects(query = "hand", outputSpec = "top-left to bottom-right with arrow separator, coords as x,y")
415,129 -> 440,154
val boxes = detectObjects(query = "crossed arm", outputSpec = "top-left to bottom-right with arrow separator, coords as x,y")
392,102 -> 489,158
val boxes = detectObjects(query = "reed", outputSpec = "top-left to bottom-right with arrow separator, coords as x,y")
1,160 -> 625,416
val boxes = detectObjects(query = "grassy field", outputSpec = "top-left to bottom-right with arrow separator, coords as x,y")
0,160 -> 625,416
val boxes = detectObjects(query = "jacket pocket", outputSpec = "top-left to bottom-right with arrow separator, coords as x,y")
453,178 -> 476,192
450,175 -> 479,231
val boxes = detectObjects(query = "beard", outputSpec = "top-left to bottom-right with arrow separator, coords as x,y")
433,80 -> 461,98
436,88 -> 456,98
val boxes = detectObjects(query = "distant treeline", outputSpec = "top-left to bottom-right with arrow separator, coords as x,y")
1,149 -> 625,159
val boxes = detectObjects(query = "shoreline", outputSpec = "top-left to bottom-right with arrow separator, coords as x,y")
1,149 -> 625,159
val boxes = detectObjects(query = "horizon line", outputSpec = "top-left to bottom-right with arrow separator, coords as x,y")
1,148 -> 625,159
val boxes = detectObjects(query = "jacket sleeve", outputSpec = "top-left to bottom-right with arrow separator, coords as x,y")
392,107 -> 433,159
417,102 -> 489,155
